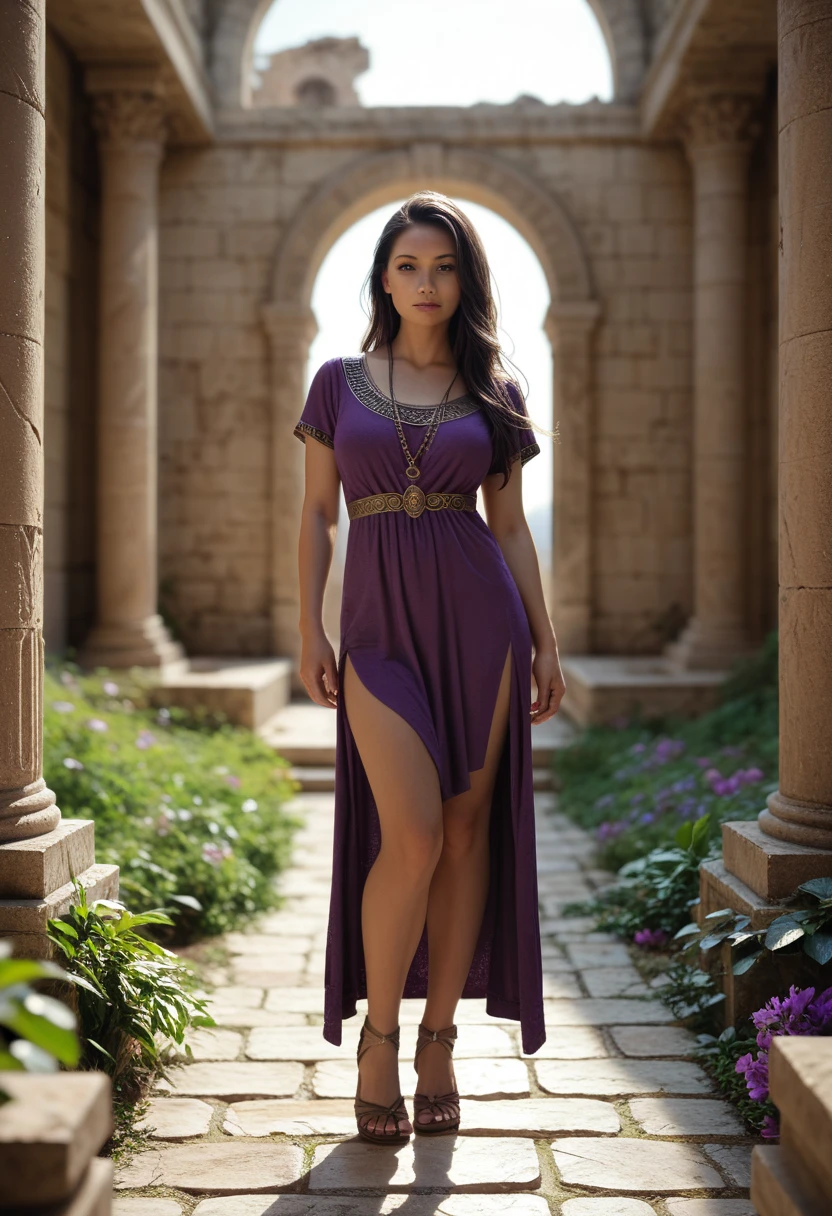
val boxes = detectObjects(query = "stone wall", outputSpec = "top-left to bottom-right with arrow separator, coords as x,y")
44,31 -> 99,655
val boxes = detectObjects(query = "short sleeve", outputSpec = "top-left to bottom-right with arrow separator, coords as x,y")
293,358 -> 340,450
487,381 -> 540,475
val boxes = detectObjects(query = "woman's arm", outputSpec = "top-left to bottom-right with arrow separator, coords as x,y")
297,440 -> 341,708
481,462 -> 566,723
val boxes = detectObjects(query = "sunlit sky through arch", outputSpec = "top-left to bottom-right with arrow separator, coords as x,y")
254,0 -> 613,107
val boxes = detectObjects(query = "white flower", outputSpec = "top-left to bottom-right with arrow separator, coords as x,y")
62,757 -> 84,770
52,701 -> 75,714
241,798 -> 258,813
103,681 -> 119,696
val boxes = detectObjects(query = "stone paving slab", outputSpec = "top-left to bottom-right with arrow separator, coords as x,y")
665,1202 -> 757,1216
233,967 -> 307,987
561,1200 -> 656,1216
457,1097 -> 620,1135
543,999 -> 673,1026
309,1136 -> 541,1192
629,1097 -> 746,1137
116,1143 -> 305,1193
136,1098 -> 214,1139
179,1028 -> 244,1060
311,1058 -> 531,1100
212,1008 -> 308,1028
536,1058 -> 711,1096
580,967 -> 650,998
156,1061 -> 303,1100
540,973 -> 584,999
703,1144 -> 752,1187
113,1202 -> 183,1216
523,1025 -> 608,1059
210,987 -> 265,1008
610,1025 -> 698,1057
225,1099 -> 357,1137
191,1196 -> 552,1215
551,1137 -> 726,1192
565,943 -> 634,968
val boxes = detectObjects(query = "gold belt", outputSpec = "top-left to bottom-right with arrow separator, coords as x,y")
347,486 -> 477,521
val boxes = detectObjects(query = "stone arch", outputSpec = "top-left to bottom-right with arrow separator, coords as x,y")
208,0 -> 641,110
264,145 -> 600,660
585,0 -> 648,102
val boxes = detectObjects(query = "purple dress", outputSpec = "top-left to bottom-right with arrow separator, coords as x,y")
294,353 -> 546,1055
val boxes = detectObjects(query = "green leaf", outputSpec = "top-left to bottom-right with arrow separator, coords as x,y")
733,950 -> 763,975
803,933 -> 832,965
765,916 -> 806,951
170,895 -> 202,912
674,923 -> 702,939
9,1040 -> 61,1073
675,822 -> 694,849
799,878 -> 832,902
703,908 -> 735,921
0,958 -> 67,986
699,931 -> 730,951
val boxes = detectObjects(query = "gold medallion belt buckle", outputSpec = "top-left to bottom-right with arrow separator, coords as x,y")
346,488 -> 477,521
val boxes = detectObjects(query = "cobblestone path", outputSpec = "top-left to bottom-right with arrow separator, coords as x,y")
114,786 -> 758,1216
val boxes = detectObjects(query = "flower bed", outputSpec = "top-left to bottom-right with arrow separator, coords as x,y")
554,631 -> 778,871
43,660 -> 302,941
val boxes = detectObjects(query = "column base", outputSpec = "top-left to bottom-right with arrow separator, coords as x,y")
78,613 -> 185,671
664,617 -> 754,671
0,778 -> 60,843
760,789 -> 832,850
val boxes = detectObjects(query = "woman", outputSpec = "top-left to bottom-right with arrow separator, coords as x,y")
294,191 -> 565,1145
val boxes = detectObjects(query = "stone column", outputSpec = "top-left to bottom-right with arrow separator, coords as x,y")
0,2 -> 119,951
666,92 -> 761,671
0,0 -> 59,845
758,0 -> 832,852
79,69 -> 183,671
543,300 -> 601,655
262,304 -> 319,674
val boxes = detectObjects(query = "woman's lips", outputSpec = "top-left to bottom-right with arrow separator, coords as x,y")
414,303 -> 440,309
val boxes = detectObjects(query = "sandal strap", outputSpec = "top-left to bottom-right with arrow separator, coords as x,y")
413,1089 -> 460,1122
355,1092 -> 410,1134
414,1022 -> 457,1067
357,1015 -> 401,1063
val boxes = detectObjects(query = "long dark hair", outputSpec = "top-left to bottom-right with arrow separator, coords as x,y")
359,191 -> 558,487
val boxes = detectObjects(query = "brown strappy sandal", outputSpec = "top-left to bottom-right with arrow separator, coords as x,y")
412,1022 -> 460,1135
354,1015 -> 412,1145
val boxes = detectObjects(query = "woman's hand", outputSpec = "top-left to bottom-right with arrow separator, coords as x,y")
530,648 -> 566,723
300,629 -> 339,708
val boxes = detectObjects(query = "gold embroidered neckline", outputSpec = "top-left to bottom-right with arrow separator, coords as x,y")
341,354 -> 480,425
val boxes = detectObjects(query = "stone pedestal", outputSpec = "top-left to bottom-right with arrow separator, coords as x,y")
666,92 -> 761,672
79,69 -> 183,672
752,1038 -> 832,1216
0,1072 -> 114,1212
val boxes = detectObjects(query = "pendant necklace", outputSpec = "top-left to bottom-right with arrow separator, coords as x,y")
386,341 -> 459,485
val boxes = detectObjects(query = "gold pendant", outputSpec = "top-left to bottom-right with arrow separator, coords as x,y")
402,485 -> 426,517
406,466 -> 420,479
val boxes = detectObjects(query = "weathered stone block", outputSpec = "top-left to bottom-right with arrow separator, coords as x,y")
699,857 -> 785,928
116,1142 -> 304,1194
0,1073 -> 113,1206
722,821 -> 832,900
551,1138 -> 725,1193
0,862 -> 119,936
0,819 -> 94,899
769,1037 -> 832,1200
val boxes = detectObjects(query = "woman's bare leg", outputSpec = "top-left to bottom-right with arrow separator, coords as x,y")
415,642 -> 513,1121
342,652 -> 444,1134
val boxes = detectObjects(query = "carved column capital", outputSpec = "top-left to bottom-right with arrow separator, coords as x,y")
682,92 -> 762,158
91,90 -> 167,151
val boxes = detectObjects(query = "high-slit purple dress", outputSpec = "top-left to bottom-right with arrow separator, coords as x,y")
293,353 -> 546,1055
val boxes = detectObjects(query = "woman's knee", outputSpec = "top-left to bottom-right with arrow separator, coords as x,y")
383,815 -> 444,884
441,795 -> 490,860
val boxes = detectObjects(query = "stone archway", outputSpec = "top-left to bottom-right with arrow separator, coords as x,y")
262,144 -> 600,660
208,0 -> 637,110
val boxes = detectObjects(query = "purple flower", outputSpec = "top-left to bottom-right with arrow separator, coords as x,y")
85,718 -> 108,733
704,768 -> 723,784
739,766 -> 764,784
103,681 -> 119,696
136,730 -> 156,750
760,1114 -> 780,1139
596,820 -> 626,843
694,757 -> 712,768
224,774 -> 242,790
630,742 -> 647,755
630,792 -> 646,806
201,842 -> 232,866
639,812 -> 656,825
736,1050 -> 770,1102
594,793 -> 615,810
633,928 -> 669,950
52,701 -> 76,714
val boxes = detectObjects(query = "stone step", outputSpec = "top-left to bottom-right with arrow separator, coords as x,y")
752,1146 -> 826,1216
0,1073 -> 113,1207
150,656 -> 293,730
769,1037 -> 832,1203
1,862 -> 120,959
560,654 -> 727,727
0,819 -> 95,899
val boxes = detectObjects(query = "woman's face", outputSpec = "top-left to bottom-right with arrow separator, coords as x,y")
381,223 -> 461,327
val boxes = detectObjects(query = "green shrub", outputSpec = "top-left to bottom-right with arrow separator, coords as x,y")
565,815 -> 715,941
554,632 -> 778,869
43,661 -> 302,940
